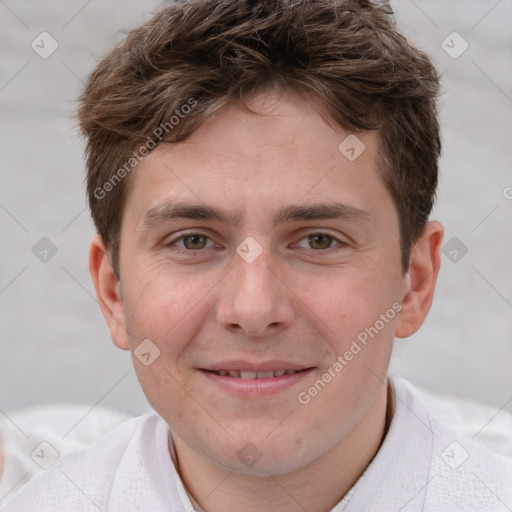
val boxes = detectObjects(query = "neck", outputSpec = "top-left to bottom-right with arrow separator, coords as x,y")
173,382 -> 391,512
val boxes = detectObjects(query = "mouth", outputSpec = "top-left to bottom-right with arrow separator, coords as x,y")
204,369 -> 308,379
199,364 -> 315,397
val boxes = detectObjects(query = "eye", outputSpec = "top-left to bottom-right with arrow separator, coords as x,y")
295,232 -> 346,251
166,233 -> 216,252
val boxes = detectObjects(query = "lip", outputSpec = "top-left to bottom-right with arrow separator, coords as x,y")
199,364 -> 315,398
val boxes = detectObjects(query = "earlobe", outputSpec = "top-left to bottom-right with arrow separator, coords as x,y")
88,235 -> 130,350
395,221 -> 444,339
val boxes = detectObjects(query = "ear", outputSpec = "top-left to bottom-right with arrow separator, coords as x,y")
89,234 -> 130,350
395,221 -> 444,338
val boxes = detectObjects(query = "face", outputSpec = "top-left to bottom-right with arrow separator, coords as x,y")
99,88 -> 413,476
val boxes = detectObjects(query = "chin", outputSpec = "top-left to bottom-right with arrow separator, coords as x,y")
205,431 -> 322,477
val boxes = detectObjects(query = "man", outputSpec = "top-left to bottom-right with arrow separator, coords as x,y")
2,0 -> 511,510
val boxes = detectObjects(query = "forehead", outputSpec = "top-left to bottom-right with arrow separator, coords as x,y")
123,89 -> 392,228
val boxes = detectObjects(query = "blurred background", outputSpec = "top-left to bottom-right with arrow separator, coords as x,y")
1,0 -> 511,420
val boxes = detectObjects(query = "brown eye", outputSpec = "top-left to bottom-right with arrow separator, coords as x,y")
182,234 -> 208,250
294,232 -> 347,254
164,232 -> 218,255
307,233 -> 335,250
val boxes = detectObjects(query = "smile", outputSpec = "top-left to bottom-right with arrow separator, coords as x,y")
200,367 -> 314,397
208,369 -> 302,379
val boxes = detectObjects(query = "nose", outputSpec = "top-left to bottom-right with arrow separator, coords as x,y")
216,250 -> 295,337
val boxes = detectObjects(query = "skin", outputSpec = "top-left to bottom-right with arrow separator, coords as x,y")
90,87 -> 443,512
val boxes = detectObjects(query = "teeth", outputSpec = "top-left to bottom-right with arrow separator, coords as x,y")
257,371 -> 275,379
240,371 -> 257,380
214,369 -> 299,379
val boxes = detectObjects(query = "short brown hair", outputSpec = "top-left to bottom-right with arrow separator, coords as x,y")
78,0 -> 441,278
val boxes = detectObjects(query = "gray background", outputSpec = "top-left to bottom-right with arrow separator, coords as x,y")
0,0 -> 511,417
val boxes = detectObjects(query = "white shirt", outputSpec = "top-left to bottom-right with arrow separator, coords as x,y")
1,377 -> 511,511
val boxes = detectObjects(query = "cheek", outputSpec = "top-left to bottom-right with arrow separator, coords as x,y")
299,263 -> 401,342
122,261 -> 212,344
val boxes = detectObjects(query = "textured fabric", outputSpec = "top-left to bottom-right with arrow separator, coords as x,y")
0,405 -> 131,504
340,379 -> 512,511
1,377 -> 511,511
414,385 -> 512,458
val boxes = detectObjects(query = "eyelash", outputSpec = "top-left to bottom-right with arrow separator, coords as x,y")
164,231 -> 348,255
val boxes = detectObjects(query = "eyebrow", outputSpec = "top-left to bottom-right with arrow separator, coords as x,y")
141,200 -> 372,229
